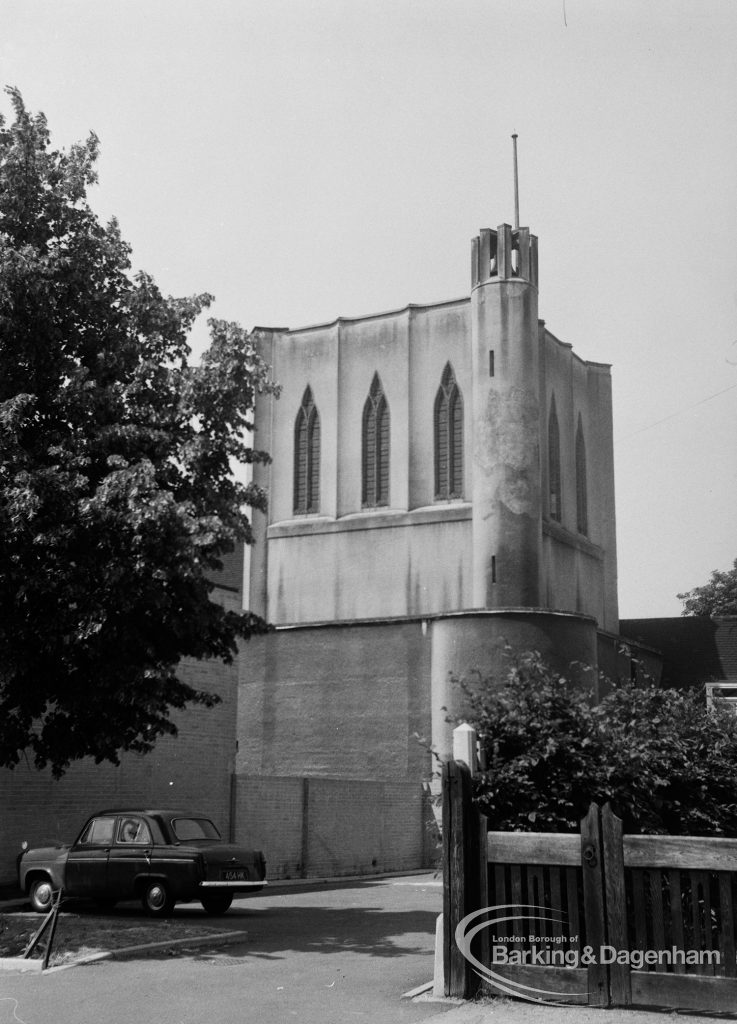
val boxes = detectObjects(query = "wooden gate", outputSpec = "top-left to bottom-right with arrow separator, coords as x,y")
602,805 -> 737,1012
442,758 -> 737,1013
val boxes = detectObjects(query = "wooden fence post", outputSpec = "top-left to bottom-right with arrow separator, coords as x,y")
601,802 -> 631,1006
443,759 -> 483,998
580,803 -> 609,1006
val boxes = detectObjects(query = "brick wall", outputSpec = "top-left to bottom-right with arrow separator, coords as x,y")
237,621 -> 432,780
233,774 -> 434,879
208,542 -> 244,597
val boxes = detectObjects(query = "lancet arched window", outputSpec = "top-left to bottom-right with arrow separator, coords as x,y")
362,373 -> 390,507
434,363 -> 464,499
576,414 -> 588,536
548,397 -> 562,523
293,386 -> 320,513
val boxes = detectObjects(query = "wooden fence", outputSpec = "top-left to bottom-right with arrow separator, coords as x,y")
442,757 -> 737,1013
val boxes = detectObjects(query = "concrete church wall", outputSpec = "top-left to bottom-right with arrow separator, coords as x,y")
240,222 -> 621,879
539,329 -> 618,632
428,609 -> 600,764
266,301 -> 471,528
252,272 -> 618,634
256,300 -> 476,627
267,510 -> 472,624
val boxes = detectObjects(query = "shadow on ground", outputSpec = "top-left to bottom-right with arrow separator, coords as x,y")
3,879 -> 440,968
114,903 -> 437,964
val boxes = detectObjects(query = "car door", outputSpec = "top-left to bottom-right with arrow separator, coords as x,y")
64,815 -> 116,896
107,816 -> 154,899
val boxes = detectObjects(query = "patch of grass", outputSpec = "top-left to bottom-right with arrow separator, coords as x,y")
0,909 -> 230,966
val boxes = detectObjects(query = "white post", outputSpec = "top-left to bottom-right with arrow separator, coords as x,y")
453,722 -> 478,775
433,912 -> 445,997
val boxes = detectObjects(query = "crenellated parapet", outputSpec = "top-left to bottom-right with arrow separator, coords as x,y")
471,223 -> 538,288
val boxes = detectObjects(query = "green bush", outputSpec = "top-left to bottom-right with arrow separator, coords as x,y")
454,650 -> 737,836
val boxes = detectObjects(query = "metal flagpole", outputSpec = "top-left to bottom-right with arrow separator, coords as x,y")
511,133 -> 520,229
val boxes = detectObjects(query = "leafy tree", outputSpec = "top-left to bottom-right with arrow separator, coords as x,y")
677,558 -> 737,617
0,88 -> 279,776
454,650 -> 737,835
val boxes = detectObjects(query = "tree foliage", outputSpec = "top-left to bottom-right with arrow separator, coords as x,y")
454,650 -> 737,836
677,558 -> 737,617
0,88 -> 279,776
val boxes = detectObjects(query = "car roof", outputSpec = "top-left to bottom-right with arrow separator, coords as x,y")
93,809 -> 214,818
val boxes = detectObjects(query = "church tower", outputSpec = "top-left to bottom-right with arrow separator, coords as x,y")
470,224 -> 541,608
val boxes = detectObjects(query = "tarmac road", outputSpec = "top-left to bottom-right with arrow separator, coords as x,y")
0,873 -> 455,1024
5,875 -> 729,1024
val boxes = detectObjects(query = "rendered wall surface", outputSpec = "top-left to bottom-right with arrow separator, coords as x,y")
266,509 -> 472,623
428,609 -> 599,763
249,241 -> 617,634
470,271 -> 541,609
539,329 -> 618,632
253,302 -> 474,626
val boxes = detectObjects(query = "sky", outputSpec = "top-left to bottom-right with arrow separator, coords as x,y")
1,0 -> 735,619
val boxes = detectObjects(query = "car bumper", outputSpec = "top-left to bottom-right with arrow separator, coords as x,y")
198,880 -> 267,888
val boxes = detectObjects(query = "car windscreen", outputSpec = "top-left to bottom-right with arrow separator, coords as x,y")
171,817 -> 221,841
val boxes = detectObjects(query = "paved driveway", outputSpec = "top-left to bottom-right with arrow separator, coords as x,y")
1,874 -> 455,1024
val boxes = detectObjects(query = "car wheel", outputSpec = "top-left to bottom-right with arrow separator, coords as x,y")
141,881 -> 174,917
29,877 -> 55,914
200,893 -> 233,915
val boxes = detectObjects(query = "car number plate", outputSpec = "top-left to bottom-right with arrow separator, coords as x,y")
222,869 -> 247,881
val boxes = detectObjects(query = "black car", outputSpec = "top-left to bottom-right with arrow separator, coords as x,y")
18,809 -> 267,916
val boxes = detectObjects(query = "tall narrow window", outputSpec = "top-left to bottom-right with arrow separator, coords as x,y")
548,397 -> 561,522
434,363 -> 464,499
293,386 -> 320,513
362,373 -> 390,507
576,414 -> 588,536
